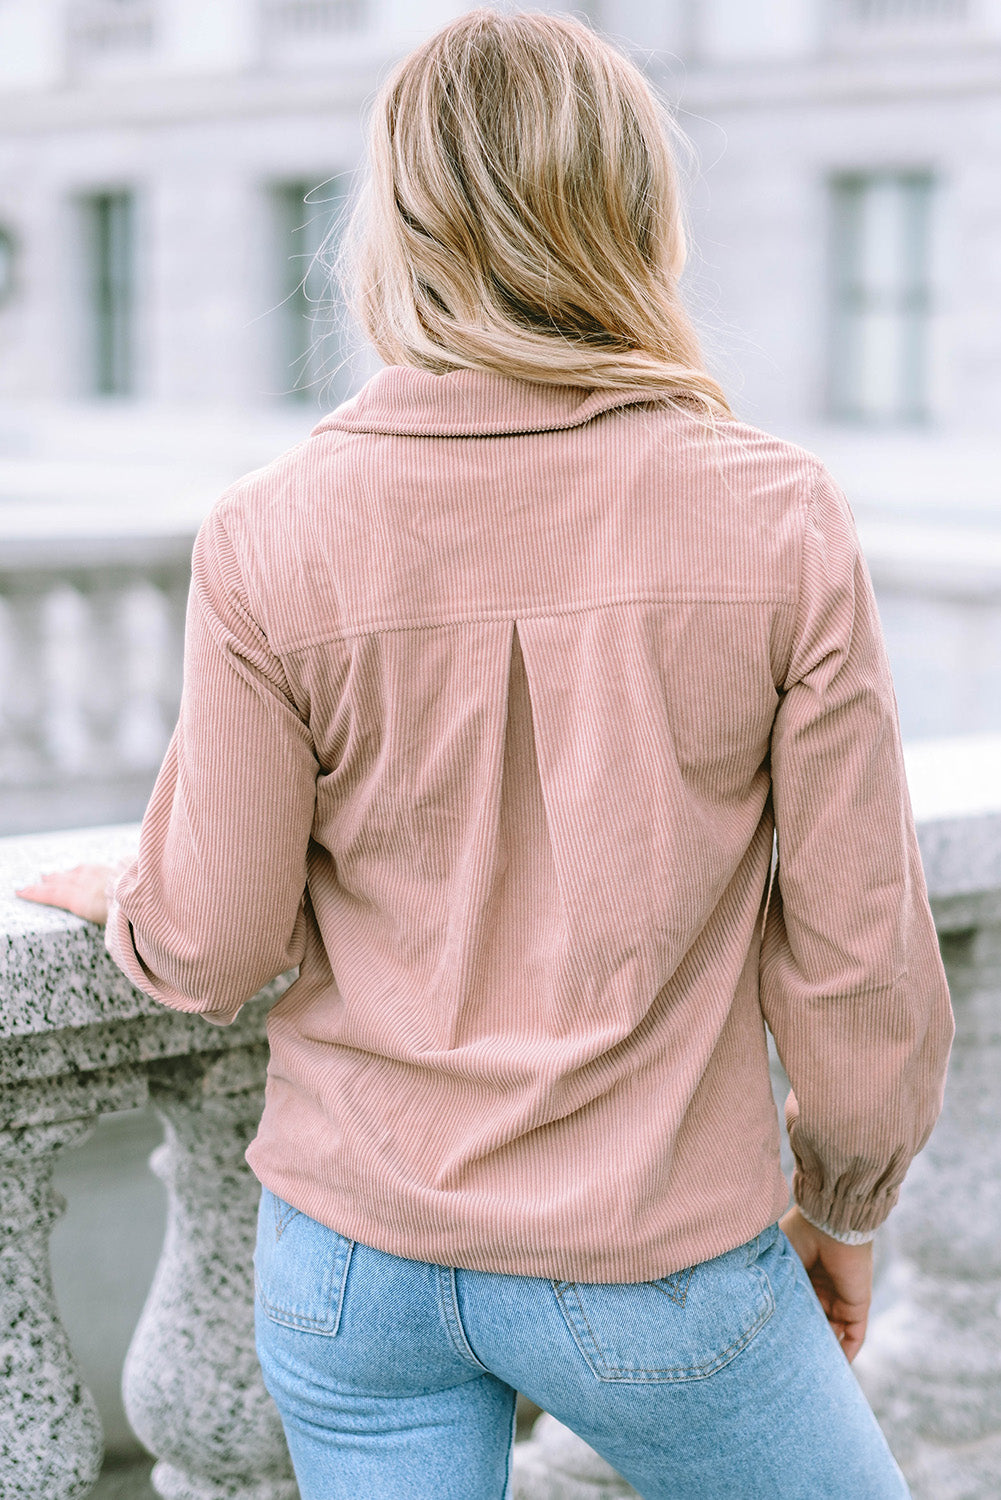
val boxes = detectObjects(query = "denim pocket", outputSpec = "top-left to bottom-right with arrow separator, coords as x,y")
551,1224 -> 778,1382
253,1186 -> 355,1336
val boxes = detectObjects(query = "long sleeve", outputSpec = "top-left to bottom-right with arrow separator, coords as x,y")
759,463 -> 954,1240
105,503 -> 319,1024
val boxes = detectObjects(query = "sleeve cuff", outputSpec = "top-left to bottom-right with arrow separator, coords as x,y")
797,1202 -> 879,1245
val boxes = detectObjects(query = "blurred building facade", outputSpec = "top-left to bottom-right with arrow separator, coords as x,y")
0,0 -> 1000,838
1,0 -> 1000,424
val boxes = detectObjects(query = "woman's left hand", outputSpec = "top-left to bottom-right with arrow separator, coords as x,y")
16,863 -> 119,925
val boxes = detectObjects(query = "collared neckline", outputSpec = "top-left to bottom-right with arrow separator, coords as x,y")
311,365 -> 669,439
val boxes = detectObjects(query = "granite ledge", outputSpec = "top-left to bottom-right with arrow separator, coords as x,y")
0,824 -> 291,1040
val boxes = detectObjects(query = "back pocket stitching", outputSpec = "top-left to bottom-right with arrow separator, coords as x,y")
650,1266 -> 696,1307
257,1197 -> 355,1336
255,1239 -> 354,1336
273,1198 -> 301,1240
552,1267 -> 775,1382
552,1281 -> 606,1372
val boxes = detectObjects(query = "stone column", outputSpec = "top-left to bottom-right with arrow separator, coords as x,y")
122,1044 -> 298,1500
853,907 -> 1001,1500
0,1118 -> 105,1500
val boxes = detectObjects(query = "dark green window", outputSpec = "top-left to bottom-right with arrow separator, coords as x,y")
82,190 -> 134,396
827,170 -> 934,424
0,226 -> 16,306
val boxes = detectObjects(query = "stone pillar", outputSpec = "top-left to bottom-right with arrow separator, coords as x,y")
0,1118 -> 105,1500
122,1044 -> 298,1500
854,911 -> 1001,1500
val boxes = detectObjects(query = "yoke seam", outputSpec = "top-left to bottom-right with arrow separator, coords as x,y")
277,592 -> 797,657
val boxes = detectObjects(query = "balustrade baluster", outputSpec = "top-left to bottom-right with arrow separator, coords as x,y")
74,570 -> 129,776
0,583 -> 54,783
121,1046 -> 298,1500
0,1118 -> 105,1500
0,536 -> 192,833
157,566 -> 191,731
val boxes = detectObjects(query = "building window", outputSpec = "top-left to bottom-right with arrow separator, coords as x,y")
827,171 -> 934,424
272,179 -> 348,405
68,0 -> 156,60
834,0 -> 967,23
0,227 -> 16,307
261,1 -> 367,42
81,190 -> 135,397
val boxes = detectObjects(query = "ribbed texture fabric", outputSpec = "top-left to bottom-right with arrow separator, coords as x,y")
105,366 -> 954,1282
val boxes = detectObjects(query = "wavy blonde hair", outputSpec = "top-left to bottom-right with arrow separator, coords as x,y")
336,8 -> 732,424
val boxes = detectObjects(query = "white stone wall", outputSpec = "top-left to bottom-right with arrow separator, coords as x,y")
671,57 -> 1000,435
0,0 -> 998,428
0,0 -> 474,405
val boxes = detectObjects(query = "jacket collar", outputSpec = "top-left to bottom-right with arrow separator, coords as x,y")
312,365 -> 664,439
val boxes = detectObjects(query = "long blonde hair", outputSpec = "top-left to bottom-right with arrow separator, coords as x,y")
336,8 -> 732,424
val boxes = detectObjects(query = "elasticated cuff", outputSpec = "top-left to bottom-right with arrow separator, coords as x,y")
793,1171 -> 897,1243
797,1202 -> 878,1245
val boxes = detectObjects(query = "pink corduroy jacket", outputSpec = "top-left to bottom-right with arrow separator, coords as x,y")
106,366 -> 954,1282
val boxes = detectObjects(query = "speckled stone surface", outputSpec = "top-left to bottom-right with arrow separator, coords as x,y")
0,1118 -> 105,1500
852,744 -> 1001,1494
856,743 -> 1001,1493
851,747 -> 1001,1498
122,1063 -> 297,1499
853,919 -> 1001,1499
1,825 -> 292,1041
1,824 -> 292,1134
2,825 -> 149,1038
1,824 -> 297,1500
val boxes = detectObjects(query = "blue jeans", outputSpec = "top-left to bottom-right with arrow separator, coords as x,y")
253,1185 -> 910,1499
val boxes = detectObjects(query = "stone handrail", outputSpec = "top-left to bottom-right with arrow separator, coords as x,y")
1,733 -> 999,1499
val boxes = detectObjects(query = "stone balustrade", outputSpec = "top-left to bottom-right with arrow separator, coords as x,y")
0,535 -> 190,836
1,732 -> 999,1499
